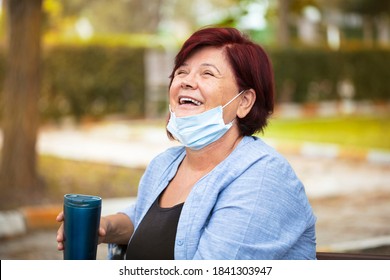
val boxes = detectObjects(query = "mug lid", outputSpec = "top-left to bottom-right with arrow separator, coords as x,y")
64,194 -> 101,208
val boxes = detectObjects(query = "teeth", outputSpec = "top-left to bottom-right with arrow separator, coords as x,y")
179,97 -> 202,106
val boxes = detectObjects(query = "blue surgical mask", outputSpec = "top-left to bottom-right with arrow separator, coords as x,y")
167,90 -> 245,150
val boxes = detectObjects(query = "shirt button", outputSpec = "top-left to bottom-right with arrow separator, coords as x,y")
177,240 -> 183,246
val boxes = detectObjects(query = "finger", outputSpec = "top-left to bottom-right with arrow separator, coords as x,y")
56,211 -> 64,222
57,241 -> 64,251
98,227 -> 106,244
99,227 -> 106,237
56,224 -> 64,242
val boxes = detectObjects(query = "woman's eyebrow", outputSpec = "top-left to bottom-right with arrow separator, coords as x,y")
201,63 -> 221,74
179,62 -> 221,75
177,63 -> 188,69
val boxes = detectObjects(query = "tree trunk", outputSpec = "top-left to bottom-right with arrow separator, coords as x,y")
277,0 -> 291,48
0,0 -> 43,209
362,15 -> 374,47
377,15 -> 390,46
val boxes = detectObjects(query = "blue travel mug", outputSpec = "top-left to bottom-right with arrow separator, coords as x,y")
63,194 -> 102,260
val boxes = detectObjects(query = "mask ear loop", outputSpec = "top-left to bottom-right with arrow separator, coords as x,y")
222,89 -> 246,109
222,89 -> 247,125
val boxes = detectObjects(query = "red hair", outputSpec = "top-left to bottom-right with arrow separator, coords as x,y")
169,27 -> 274,135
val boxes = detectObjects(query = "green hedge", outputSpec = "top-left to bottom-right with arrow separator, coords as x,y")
40,45 -> 145,121
0,45 -> 389,122
270,49 -> 390,103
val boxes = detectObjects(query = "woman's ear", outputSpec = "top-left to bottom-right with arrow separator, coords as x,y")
237,89 -> 256,118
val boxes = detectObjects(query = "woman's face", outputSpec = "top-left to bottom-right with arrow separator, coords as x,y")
169,46 -> 240,123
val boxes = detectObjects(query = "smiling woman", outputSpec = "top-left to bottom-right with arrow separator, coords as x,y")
168,27 -> 274,136
56,26 -> 317,260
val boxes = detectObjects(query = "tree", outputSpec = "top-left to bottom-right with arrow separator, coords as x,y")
277,0 -> 293,47
0,0 -> 43,209
317,0 -> 390,47
339,0 -> 390,46
265,0 -> 319,48
58,0 -> 164,34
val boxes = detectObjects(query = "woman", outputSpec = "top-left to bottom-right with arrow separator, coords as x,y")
57,27 -> 317,259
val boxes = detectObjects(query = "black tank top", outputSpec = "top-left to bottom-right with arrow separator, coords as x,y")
126,197 -> 184,260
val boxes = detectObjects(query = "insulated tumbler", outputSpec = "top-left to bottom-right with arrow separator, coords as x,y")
63,194 -> 102,260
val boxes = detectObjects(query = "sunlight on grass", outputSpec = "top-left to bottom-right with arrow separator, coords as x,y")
39,155 -> 144,204
262,115 -> 390,150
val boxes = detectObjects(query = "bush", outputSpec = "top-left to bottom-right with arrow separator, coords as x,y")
270,48 -> 390,103
40,45 -> 145,121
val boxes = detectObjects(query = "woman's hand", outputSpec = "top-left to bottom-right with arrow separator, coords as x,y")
56,211 -> 65,251
56,211 -> 108,251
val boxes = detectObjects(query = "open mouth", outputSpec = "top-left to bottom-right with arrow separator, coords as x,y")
179,97 -> 202,106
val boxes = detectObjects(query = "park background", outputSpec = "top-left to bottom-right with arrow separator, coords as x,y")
0,0 -> 389,259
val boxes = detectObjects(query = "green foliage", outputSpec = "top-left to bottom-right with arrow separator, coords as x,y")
339,0 -> 390,16
40,45 -> 145,121
342,50 -> 390,100
270,48 -> 390,103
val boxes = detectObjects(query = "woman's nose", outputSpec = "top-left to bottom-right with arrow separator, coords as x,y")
181,76 -> 197,89
181,81 -> 193,89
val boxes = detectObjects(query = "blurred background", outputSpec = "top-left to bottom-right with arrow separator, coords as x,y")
0,0 -> 389,259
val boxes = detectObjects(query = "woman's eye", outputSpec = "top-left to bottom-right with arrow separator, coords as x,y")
175,70 -> 187,76
204,71 -> 214,76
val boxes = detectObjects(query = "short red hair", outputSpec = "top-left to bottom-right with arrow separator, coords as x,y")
169,26 -> 274,135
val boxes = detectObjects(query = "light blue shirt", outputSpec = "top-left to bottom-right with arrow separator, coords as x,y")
121,136 -> 317,259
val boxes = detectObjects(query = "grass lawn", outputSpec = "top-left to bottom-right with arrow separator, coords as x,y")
262,115 -> 390,151
2,114 -> 388,209
37,155 -> 144,206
